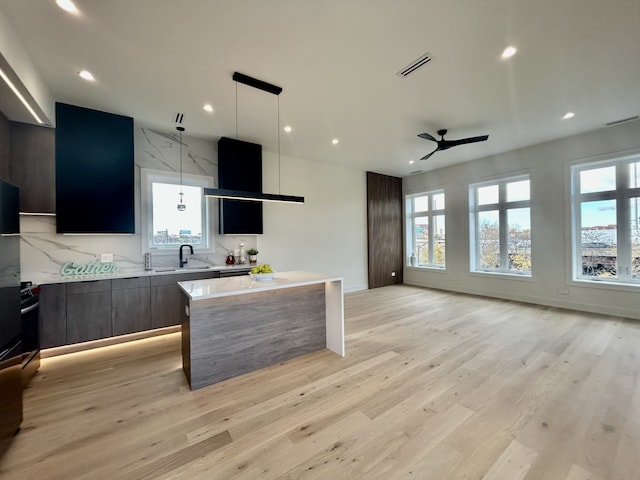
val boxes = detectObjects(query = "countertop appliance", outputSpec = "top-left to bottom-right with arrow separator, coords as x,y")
0,179 -> 22,457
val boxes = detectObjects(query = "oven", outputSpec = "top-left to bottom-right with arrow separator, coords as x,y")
20,282 -> 40,386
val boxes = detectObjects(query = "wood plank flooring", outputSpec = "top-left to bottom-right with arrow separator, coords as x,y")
1,285 -> 640,479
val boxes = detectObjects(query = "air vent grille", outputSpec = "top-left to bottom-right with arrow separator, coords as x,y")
409,170 -> 423,175
174,113 -> 185,124
605,115 -> 638,127
396,52 -> 433,78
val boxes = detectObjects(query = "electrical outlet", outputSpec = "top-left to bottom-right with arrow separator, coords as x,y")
391,271 -> 396,277
100,253 -> 114,263
558,287 -> 569,294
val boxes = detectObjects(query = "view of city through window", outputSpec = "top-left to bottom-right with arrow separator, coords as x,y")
409,191 -> 445,268
471,177 -> 531,274
575,161 -> 640,281
151,182 -> 205,246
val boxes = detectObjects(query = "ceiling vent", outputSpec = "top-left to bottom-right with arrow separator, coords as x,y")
396,52 -> 433,78
174,112 -> 185,124
605,115 -> 638,127
409,170 -> 423,175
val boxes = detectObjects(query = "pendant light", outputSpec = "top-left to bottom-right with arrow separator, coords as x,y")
204,72 -> 304,204
177,125 -> 186,211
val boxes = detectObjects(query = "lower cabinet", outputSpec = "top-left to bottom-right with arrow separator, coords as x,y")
112,277 -> 151,336
39,283 -> 66,349
150,271 -> 220,329
66,280 -> 112,344
39,269 -> 252,348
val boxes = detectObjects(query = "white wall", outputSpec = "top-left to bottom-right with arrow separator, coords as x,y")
403,121 -> 640,320
259,151 -> 368,293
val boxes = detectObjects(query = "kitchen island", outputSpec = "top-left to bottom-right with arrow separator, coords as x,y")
178,271 -> 344,390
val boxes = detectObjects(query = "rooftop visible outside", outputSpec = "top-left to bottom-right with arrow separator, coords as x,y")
152,182 -> 204,246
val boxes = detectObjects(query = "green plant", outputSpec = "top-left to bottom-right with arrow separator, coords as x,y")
247,248 -> 258,255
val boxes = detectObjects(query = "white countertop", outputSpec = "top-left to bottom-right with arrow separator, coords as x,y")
178,270 -> 343,300
33,264 -> 252,285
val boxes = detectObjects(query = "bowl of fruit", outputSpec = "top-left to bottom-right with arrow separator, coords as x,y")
250,264 -> 274,281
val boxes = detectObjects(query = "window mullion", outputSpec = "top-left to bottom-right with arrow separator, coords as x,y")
499,183 -> 509,269
617,165 -> 631,280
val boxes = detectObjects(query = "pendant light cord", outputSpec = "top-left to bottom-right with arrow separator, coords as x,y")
235,81 -> 238,139
277,95 -> 281,194
179,129 -> 183,194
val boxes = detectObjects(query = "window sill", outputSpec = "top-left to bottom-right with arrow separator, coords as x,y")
406,265 -> 446,271
570,278 -> 640,292
469,270 -> 533,281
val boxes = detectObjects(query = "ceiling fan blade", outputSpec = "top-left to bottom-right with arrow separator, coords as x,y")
439,135 -> 489,150
417,132 -> 437,142
420,148 -> 438,160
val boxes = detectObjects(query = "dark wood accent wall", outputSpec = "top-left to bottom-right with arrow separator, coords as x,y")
367,171 -> 403,288
0,111 -> 9,181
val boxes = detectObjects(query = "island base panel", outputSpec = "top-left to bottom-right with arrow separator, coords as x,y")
185,283 -> 326,390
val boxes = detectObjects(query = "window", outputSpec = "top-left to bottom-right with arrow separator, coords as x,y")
571,154 -> 640,284
406,190 -> 445,268
141,169 -> 214,253
469,175 -> 531,275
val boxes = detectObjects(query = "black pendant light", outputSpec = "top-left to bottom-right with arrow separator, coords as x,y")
204,72 -> 304,204
177,125 -> 186,211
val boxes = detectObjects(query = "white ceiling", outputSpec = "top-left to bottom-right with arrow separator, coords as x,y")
1,0 -> 639,177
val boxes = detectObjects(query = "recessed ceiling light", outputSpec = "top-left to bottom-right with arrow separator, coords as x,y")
56,0 -> 79,14
284,125 -> 292,133
332,138 -> 339,145
79,70 -> 95,81
203,104 -> 213,113
409,160 -> 415,164
563,112 -> 575,119
501,46 -> 517,59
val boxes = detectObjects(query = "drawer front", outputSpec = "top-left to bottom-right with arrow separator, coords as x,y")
66,279 -> 112,294
112,276 -> 150,290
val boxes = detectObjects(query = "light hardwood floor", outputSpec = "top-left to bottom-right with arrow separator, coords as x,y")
1,285 -> 640,479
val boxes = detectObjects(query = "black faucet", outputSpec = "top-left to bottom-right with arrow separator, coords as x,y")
179,244 -> 193,268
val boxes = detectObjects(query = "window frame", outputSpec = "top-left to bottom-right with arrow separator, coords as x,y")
140,168 -> 215,254
570,152 -> 640,286
469,173 -> 532,276
405,189 -> 446,269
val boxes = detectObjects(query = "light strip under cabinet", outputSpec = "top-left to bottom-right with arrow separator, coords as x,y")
204,188 -> 304,204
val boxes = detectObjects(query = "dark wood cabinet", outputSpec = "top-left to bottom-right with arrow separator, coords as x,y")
112,277 -> 150,336
9,121 -> 55,213
39,283 -> 66,349
55,103 -> 134,234
150,271 -> 220,329
38,270 -> 253,348
66,280 -> 112,344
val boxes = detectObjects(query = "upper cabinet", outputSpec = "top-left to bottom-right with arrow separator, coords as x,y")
218,136 -> 263,234
55,103 -> 134,234
9,121 -> 55,214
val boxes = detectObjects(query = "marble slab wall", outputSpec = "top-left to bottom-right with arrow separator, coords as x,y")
20,123 -> 256,284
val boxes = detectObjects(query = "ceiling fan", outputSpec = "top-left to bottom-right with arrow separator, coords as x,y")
417,129 -> 489,160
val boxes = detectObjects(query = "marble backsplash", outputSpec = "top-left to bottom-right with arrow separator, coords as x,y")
20,123 -> 256,284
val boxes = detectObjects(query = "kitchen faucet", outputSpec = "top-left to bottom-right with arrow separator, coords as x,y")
179,244 -> 193,268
